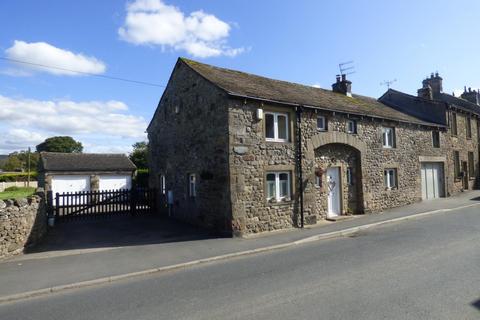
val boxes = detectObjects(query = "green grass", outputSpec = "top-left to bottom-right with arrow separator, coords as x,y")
0,187 -> 36,200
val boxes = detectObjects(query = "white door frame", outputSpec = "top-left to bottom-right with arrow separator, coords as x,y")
327,167 -> 342,217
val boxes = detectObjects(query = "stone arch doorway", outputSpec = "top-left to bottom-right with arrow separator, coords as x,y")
313,143 -> 364,218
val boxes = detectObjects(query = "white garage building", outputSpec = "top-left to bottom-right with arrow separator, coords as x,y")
38,152 -> 137,196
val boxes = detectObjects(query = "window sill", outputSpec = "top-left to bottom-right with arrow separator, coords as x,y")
265,140 -> 292,145
317,128 -> 327,132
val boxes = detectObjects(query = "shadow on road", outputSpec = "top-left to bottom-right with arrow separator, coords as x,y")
25,215 -> 223,254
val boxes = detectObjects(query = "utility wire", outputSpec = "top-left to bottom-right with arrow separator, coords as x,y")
0,56 -> 166,88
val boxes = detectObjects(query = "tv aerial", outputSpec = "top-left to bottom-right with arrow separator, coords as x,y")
380,79 -> 397,89
339,61 -> 355,76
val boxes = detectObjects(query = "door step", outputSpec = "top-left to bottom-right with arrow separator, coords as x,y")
326,215 -> 355,222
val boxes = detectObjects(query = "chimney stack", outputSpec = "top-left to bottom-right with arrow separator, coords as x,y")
460,86 -> 480,105
419,72 -> 443,98
332,74 -> 352,97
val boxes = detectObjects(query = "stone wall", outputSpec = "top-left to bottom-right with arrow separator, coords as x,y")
147,59 -> 232,233
0,193 -> 47,259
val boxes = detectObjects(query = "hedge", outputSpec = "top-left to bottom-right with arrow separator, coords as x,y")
134,169 -> 149,188
0,172 -> 38,182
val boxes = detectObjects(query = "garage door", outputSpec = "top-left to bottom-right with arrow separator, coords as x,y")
51,175 -> 91,205
98,175 -> 132,191
421,163 -> 444,200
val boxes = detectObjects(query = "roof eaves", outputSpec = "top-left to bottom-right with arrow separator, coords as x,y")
227,92 -> 443,128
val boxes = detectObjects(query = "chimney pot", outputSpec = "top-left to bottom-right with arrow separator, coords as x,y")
341,74 -> 347,81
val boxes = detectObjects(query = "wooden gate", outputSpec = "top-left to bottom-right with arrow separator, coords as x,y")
47,188 -> 156,222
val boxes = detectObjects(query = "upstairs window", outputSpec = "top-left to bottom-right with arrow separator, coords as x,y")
347,120 -> 357,134
266,172 -> 291,201
317,116 -> 327,131
382,127 -> 396,148
466,116 -> 472,139
451,112 -> 458,136
432,131 -> 440,148
265,112 -> 289,142
384,169 -> 398,189
188,174 -> 196,197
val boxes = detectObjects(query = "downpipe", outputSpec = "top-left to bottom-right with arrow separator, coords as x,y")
296,106 -> 304,228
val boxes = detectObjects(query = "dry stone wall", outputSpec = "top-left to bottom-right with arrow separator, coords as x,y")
0,193 -> 47,259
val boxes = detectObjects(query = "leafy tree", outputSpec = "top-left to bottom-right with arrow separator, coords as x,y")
129,141 -> 148,169
1,151 -> 40,172
2,154 -> 22,171
36,136 -> 83,153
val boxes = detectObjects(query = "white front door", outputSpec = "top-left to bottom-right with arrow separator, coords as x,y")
421,162 -> 444,200
327,167 -> 341,217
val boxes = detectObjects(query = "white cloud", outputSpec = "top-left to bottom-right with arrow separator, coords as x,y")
0,94 -> 147,153
118,0 -> 245,58
5,40 -> 106,76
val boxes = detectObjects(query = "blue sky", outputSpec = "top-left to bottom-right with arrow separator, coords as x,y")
1,0 -> 479,154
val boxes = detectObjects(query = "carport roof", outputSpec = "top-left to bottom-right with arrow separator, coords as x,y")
40,152 -> 137,172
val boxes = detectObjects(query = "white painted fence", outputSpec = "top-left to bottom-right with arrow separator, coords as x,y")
0,181 -> 38,192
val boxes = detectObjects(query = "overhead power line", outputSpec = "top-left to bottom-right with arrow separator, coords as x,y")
0,56 -> 166,88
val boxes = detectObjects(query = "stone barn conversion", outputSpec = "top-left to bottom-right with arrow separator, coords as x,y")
148,58 -> 480,236
38,152 -> 137,196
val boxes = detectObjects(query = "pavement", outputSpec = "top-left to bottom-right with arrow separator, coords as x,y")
1,190 -> 480,303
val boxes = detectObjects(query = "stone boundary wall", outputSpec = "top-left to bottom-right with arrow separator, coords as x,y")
0,192 -> 47,259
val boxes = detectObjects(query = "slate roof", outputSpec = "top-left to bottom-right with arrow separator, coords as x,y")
180,58 -> 440,127
379,89 -> 448,126
437,93 -> 480,115
40,153 -> 136,172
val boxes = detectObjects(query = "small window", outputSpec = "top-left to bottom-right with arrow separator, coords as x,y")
382,127 -> 396,148
188,174 -> 196,197
266,172 -> 291,201
315,175 -> 322,187
466,116 -> 472,139
159,174 -> 166,195
454,151 -> 460,178
451,112 -> 458,136
468,152 -> 475,178
346,167 -> 354,186
347,120 -> 357,134
384,169 -> 397,189
317,116 -> 327,131
265,112 -> 289,142
432,131 -> 440,148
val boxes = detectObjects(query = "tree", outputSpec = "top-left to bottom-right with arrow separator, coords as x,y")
36,136 -> 83,153
129,141 -> 148,169
1,151 -> 40,172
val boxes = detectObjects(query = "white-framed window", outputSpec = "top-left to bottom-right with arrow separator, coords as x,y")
188,173 -> 196,197
382,127 -> 396,148
266,172 -> 291,201
265,112 -> 289,142
347,120 -> 357,134
384,169 -> 397,189
346,167 -> 354,185
317,116 -> 327,131
159,174 -> 166,195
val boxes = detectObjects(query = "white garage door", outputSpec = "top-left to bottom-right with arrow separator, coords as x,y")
51,175 -> 91,205
51,175 -> 91,195
421,163 -> 445,200
98,175 -> 132,191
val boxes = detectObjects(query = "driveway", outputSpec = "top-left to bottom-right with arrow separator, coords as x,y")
27,214 -> 216,253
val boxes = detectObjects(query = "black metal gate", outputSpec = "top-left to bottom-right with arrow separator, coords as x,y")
47,188 -> 156,222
